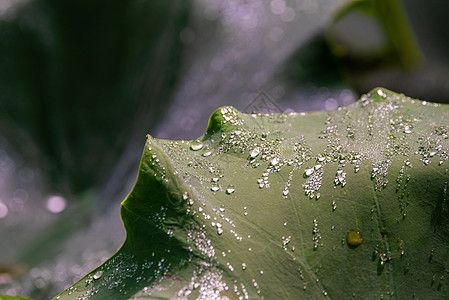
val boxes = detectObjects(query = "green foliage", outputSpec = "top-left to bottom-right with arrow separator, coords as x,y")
56,88 -> 449,299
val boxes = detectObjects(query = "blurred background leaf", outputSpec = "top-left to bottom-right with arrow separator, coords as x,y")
0,0 -> 190,195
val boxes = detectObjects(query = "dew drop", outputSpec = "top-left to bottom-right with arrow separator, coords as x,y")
304,168 -> 314,176
346,230 -> 363,247
377,89 -> 386,98
250,147 -> 261,158
403,126 -> 413,134
226,185 -> 235,194
93,270 -> 103,280
202,150 -> 213,157
190,143 -> 203,151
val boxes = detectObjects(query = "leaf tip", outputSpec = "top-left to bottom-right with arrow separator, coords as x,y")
366,87 -> 395,101
205,106 -> 243,136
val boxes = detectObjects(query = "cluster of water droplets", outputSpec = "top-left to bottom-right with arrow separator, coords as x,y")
176,264 -> 232,299
395,162 -> 412,219
312,219 -> 321,250
58,251 -> 176,300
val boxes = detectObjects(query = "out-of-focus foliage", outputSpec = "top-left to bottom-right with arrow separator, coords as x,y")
0,0 -> 190,194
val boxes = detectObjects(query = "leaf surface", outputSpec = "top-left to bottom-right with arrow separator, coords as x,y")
56,88 -> 449,299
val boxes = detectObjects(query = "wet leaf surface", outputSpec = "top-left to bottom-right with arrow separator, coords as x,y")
56,88 -> 449,299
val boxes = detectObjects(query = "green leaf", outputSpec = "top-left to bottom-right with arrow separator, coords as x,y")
55,88 -> 449,299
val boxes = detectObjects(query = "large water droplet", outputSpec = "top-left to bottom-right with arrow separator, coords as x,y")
226,188 -> 235,194
346,230 -> 363,247
190,143 -> 204,151
304,168 -> 314,176
250,147 -> 261,158
202,150 -> 213,157
377,89 -> 386,98
93,270 -> 103,280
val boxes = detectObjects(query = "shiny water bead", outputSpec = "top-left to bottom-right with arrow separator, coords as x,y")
346,230 -> 363,247
190,143 -> 203,151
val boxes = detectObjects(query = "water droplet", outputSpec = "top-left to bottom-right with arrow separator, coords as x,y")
403,126 -> 413,134
190,143 -> 203,151
211,186 -> 220,192
242,263 -> 246,270
182,192 -> 189,200
93,270 -> 103,280
249,147 -> 260,158
226,185 -> 235,194
346,230 -> 363,247
202,150 -> 213,157
377,89 -> 386,98
304,168 -> 314,176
